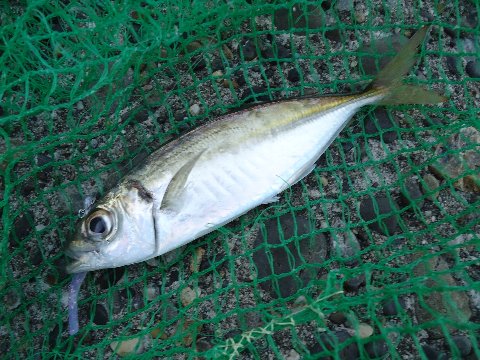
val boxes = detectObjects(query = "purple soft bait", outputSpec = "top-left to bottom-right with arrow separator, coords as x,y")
68,271 -> 87,335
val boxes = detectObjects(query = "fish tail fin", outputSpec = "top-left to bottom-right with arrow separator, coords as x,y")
366,25 -> 447,105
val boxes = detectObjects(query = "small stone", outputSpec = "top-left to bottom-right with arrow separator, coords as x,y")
180,286 -> 197,307
110,337 -> 145,357
343,273 -> 366,292
446,56 -> 461,75
190,247 -> 205,273
329,311 -> 347,324
400,177 -> 424,208
92,303 -> 108,325
274,4 -> 325,34
253,213 -> 328,298
10,211 -> 35,246
422,174 -> 440,200
285,349 -> 300,360
357,323 -> 374,339
287,68 -> 300,82
76,101 -> 84,111
355,11 -> 366,23
90,138 -> 98,148
330,219 -> 361,265
382,297 -> 405,316
189,104 -> 200,116
277,44 -> 291,59
324,29 -> 342,42
359,195 -> 399,236
196,338 -> 212,352
191,55 -> 206,71
451,335 -> 472,356
414,255 -> 472,339
465,60 -> 480,78
422,344 -> 448,360
30,249 -> 43,266
242,39 -> 257,61
96,266 -> 125,289
146,286 -> 158,301
364,108 -> 398,144
3,287 -> 21,310
365,340 -> 389,358
310,330 -> 359,358
212,70 -> 223,80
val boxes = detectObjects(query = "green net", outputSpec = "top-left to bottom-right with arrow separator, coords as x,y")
1,0 -> 479,358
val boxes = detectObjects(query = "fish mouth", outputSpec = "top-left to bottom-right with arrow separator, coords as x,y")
66,259 -> 87,274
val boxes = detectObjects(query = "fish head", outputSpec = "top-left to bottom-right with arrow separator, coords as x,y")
65,181 -> 157,273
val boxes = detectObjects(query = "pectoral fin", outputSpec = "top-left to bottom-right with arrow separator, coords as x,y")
161,150 -> 205,211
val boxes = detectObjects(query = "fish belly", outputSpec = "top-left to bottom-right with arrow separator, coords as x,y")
156,100 -> 369,255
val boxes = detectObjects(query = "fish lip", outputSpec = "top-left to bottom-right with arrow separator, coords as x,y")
66,259 -> 85,274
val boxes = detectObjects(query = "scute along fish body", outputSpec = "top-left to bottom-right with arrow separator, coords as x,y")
65,26 -> 445,273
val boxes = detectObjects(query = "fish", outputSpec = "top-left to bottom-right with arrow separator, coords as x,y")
65,26 -> 445,274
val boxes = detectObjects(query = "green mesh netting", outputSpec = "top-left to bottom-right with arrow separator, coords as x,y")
1,0 -> 479,359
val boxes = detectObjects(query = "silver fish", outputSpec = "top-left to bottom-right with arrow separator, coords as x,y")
65,26 -> 445,273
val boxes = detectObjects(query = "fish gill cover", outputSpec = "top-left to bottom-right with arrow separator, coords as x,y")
0,0 -> 479,359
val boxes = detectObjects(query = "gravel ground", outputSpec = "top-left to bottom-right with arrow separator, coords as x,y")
1,1 -> 479,359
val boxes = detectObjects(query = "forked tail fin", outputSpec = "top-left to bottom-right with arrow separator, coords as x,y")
366,26 -> 447,105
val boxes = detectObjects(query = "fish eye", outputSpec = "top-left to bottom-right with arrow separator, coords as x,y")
86,209 -> 114,239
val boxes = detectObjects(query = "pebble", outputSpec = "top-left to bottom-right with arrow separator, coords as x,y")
422,174 -> 440,200
343,273 -> 366,292
422,344 -> 448,360
324,29 -> 342,42
191,55 -> 206,71
3,287 -> 21,310
365,339 -> 389,358
273,4 -> 325,34
465,60 -> 480,78
110,337 -> 145,357
90,138 -> 98,148
359,195 -> 399,236
180,286 -> 197,307
330,219 -> 361,265
189,103 -> 200,116
190,247 -> 205,273
285,349 -> 300,360
364,108 -> 398,144
359,34 -> 408,75
96,266 -> 125,289
400,177 -> 424,209
287,68 -> 300,82
91,303 -> 108,325
310,330 -> 359,358
446,56 -> 461,76
354,11 -> 366,23
146,286 -> 158,301
413,255 -> 472,339
357,323 -> 374,339
382,297 -> 405,316
241,39 -> 257,61
10,211 -> 34,246
76,101 -> 84,111
29,249 -> 43,266
329,311 -> 347,324
451,335 -> 472,356
252,213 -> 328,298
196,338 -> 212,352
